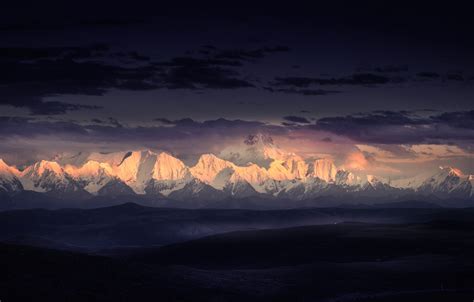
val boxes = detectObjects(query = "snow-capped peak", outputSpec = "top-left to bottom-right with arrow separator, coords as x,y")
438,166 -> 463,177
335,169 -> 359,186
65,160 -> 114,178
20,160 -> 81,193
366,175 -> 381,185
152,152 -> 190,180
0,158 -> 9,170
219,134 -> 293,167
428,166 -> 464,186
23,160 -> 64,177
308,158 -> 337,182
63,161 -> 116,194
0,159 -> 19,176
3,144 -> 474,201
190,153 -> 235,184
0,159 -> 23,193
229,163 -> 270,193
413,166 -> 473,197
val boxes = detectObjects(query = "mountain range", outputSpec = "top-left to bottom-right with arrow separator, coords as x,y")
1,134 -> 473,205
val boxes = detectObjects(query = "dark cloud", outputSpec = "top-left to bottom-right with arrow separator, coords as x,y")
108,117 -> 123,128
417,72 -> 440,78
313,110 -> 474,144
358,65 -> 409,73
155,62 -> 253,89
431,110 -> 474,129
273,73 -> 392,88
1,97 -> 101,115
8,110 -> 466,151
152,46 -> 289,90
128,51 -> 150,62
0,117 -> 271,140
153,117 -> 265,129
0,117 -> 281,161
79,18 -> 145,27
212,46 -> 290,61
153,118 -> 197,127
0,44 -> 114,61
321,137 -> 333,142
0,45 -> 158,114
154,57 -> 248,90
283,116 -> 311,124
155,57 -> 243,67
1,111 -> 473,165
446,73 -> 464,81
264,87 -> 340,96
0,18 -> 144,32
0,44 -> 291,114
154,118 -> 175,125
0,116 -> 90,138
273,69 -> 469,93
202,45 -> 217,50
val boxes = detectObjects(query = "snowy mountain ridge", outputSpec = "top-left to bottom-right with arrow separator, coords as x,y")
1,136 -> 473,201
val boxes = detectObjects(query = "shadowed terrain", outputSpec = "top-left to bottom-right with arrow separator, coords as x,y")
1,204 -> 474,301
1,203 -> 471,251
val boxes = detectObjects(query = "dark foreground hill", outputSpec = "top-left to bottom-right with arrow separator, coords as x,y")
2,214 -> 474,301
129,221 -> 474,268
2,203 -> 474,251
0,243 -> 203,302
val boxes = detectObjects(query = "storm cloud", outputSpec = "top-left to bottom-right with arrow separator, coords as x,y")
0,45 -> 158,114
313,110 -> 474,144
0,116 -> 286,165
283,116 -> 311,124
0,44 -> 293,114
272,73 -> 393,88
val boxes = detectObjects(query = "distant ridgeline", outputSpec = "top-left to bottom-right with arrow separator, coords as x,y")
1,135 -> 473,207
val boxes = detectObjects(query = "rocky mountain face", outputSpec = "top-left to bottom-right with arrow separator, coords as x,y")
0,159 -> 23,194
1,135 -> 473,202
19,160 -> 87,197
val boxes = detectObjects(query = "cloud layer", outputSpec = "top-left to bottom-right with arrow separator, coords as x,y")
1,110 -> 473,176
313,110 -> 474,145
0,44 -> 290,115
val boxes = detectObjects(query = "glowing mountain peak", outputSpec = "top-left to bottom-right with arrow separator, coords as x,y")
32,160 -> 64,176
308,158 -> 338,182
190,153 -> 235,184
0,158 -> 8,169
0,158 -> 23,193
220,134 -> 292,167
64,160 -> 116,194
65,160 -> 114,178
231,163 -> 268,185
19,160 -> 79,193
439,166 -> 463,177
4,145 -> 474,200
153,152 -> 189,180
0,159 -> 20,177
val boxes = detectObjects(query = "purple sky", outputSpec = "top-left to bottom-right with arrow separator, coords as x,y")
0,2 -> 473,177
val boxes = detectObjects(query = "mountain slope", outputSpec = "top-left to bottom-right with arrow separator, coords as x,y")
65,160 -> 117,194
417,166 -> 473,198
2,141 -> 473,204
0,159 -> 23,194
20,160 -> 87,197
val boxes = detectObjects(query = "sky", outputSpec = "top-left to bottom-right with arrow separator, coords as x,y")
1,2 -> 473,178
